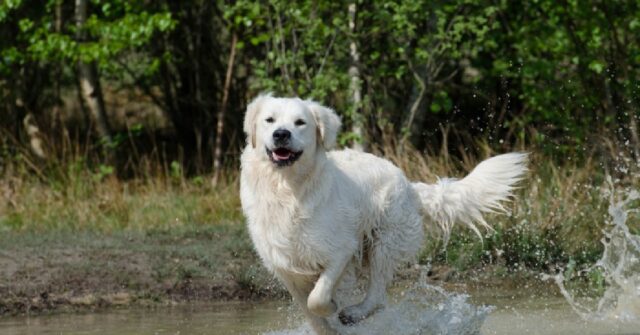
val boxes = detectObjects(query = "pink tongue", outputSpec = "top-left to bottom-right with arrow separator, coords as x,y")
273,149 -> 291,160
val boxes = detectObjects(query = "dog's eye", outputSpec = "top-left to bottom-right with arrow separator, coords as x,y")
265,117 -> 274,123
294,119 -> 306,126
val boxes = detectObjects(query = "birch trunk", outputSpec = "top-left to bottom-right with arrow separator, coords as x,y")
212,32 -> 238,186
75,0 -> 112,143
348,3 -> 365,151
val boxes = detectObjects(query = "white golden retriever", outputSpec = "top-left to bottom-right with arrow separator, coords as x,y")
240,95 -> 527,335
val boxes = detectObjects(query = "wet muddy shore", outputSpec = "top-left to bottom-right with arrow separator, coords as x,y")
0,224 -> 547,316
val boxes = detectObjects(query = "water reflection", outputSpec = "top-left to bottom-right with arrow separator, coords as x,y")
0,301 -> 289,335
1,288 -> 639,335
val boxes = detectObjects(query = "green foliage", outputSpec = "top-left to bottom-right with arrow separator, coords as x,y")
229,1 -> 349,101
3,0 -> 639,166
229,0 -> 639,155
93,163 -> 114,181
3,0 -> 175,70
170,160 -> 182,180
0,0 -> 176,133
235,1 -> 504,133
0,0 -> 23,21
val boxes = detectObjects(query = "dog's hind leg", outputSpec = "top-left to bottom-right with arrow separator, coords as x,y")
339,196 -> 424,325
338,232 -> 394,325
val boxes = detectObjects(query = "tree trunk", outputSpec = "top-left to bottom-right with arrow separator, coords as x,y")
23,113 -> 46,159
348,2 -> 365,151
75,0 -> 112,144
401,66 -> 427,149
52,0 -> 64,128
212,32 -> 237,186
6,84 -> 25,141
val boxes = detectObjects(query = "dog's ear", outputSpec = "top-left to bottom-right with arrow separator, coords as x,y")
307,101 -> 342,149
244,94 -> 270,148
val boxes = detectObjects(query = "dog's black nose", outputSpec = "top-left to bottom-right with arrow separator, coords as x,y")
273,129 -> 291,142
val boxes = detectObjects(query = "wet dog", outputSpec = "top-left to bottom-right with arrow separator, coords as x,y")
240,94 -> 527,334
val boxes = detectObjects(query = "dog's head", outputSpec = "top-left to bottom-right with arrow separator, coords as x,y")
243,94 -> 341,167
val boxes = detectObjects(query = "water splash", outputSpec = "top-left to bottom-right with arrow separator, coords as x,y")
545,180 -> 640,322
265,277 -> 492,335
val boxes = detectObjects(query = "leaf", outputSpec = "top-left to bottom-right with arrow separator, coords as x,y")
588,60 -> 604,74
18,18 -> 33,32
430,102 -> 442,113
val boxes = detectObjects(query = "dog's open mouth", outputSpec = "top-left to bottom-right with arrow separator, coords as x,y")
266,147 -> 303,166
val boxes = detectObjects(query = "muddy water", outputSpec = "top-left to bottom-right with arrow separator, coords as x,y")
0,301 -> 290,335
1,285 -> 638,335
470,287 -> 640,335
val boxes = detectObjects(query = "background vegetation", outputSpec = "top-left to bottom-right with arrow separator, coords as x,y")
0,0 -> 639,313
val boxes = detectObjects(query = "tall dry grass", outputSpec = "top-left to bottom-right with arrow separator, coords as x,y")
377,137 -> 638,272
0,175 -> 241,232
0,127 -> 242,232
1,128 -> 638,273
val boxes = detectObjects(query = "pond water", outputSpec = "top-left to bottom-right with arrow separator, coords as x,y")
1,283 -> 638,335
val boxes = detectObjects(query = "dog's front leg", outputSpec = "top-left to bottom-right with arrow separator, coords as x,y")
277,273 -> 338,335
307,253 -> 351,317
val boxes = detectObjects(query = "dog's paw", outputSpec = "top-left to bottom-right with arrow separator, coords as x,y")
338,304 -> 375,325
307,291 -> 337,317
338,310 -> 363,325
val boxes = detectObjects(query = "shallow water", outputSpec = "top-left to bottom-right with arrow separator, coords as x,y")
0,301 -> 288,335
1,284 -> 638,335
472,287 -> 640,335
548,187 -> 640,324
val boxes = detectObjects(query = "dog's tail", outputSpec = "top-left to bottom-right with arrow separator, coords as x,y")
412,152 -> 528,243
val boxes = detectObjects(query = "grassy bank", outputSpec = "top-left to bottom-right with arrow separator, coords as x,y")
0,172 -> 285,315
0,222 -> 286,315
0,146 -> 638,315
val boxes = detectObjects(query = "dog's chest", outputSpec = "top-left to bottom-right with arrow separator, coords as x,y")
246,198 -> 330,275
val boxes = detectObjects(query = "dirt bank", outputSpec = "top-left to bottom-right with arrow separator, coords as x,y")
0,224 -> 286,315
0,223 -> 548,316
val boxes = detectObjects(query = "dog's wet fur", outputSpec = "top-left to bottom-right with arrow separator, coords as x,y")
240,94 -> 528,335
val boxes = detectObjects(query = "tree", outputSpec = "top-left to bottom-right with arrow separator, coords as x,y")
75,0 -> 112,144
3,0 -> 640,174
149,1 -> 228,171
213,31 -> 238,184
0,0 -> 176,172
348,2 -> 365,151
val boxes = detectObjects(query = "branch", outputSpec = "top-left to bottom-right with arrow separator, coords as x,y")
315,29 -> 338,78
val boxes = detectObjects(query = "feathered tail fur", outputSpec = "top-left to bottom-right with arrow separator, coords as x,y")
412,153 -> 528,242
